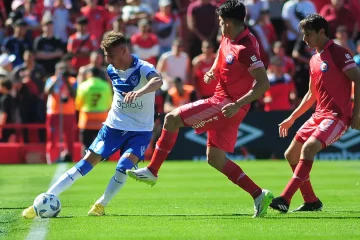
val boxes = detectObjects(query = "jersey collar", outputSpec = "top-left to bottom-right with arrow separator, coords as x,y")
232,27 -> 250,42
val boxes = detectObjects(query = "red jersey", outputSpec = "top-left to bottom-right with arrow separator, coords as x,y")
193,54 -> 217,98
310,40 -> 356,124
67,33 -> 97,71
81,6 -> 108,43
282,56 -> 295,75
130,33 -> 159,66
264,73 -> 294,112
215,28 -> 264,101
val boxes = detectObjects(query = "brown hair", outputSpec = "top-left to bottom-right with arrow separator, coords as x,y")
100,31 -> 127,52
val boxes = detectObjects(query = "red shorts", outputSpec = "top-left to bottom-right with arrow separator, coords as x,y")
179,96 -> 249,152
295,117 -> 348,148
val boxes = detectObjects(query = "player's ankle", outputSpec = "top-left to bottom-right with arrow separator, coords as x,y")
147,167 -> 158,177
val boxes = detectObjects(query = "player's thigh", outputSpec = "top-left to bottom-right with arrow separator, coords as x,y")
311,118 -> 348,149
294,117 -> 318,145
88,125 -> 127,162
178,97 -> 234,132
284,139 -> 303,165
300,137 -> 323,160
121,131 -> 152,163
206,146 -> 227,171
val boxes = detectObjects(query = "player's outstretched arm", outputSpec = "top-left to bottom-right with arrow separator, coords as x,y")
344,67 -> 360,130
278,77 -> 316,137
122,72 -> 163,103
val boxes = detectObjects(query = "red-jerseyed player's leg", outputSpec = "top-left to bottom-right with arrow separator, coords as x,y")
147,110 -> 183,176
281,137 -> 322,204
207,146 -> 262,199
285,139 -> 318,203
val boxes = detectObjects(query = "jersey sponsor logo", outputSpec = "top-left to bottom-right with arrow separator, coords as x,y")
192,116 -> 219,129
250,55 -> 257,62
320,61 -> 329,72
318,119 -> 334,132
226,54 -> 234,65
116,100 -> 144,109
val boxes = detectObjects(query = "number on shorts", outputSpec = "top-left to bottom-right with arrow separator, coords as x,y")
91,93 -> 101,107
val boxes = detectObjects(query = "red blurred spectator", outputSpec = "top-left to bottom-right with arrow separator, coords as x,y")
192,40 -> 216,99
106,0 -> 122,31
187,0 -> 218,59
152,0 -> 181,55
310,0 -> 330,12
264,56 -> 296,112
319,0 -> 358,39
81,0 -> 109,43
67,17 -> 98,72
273,41 -> 296,78
130,19 -> 159,66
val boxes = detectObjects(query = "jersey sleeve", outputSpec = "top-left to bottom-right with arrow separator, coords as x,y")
140,62 -> 158,81
238,47 -> 264,72
331,46 -> 357,72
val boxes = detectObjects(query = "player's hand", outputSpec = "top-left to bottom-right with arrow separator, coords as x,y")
278,117 -> 295,138
122,91 -> 143,103
221,102 -> 240,118
351,112 -> 360,130
204,71 -> 216,84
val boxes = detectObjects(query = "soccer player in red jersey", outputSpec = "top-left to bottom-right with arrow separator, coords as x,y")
127,0 -> 274,218
270,14 -> 360,213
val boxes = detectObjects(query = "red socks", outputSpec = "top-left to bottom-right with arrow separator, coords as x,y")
222,160 -> 262,199
290,165 -> 318,203
147,129 -> 178,176
281,159 -> 314,204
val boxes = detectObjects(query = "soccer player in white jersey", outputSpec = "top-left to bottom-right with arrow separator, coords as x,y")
22,31 -> 163,218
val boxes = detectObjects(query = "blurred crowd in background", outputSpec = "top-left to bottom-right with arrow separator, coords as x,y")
0,0 -> 359,161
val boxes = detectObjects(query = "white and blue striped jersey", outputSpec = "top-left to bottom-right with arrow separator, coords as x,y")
104,55 -> 157,131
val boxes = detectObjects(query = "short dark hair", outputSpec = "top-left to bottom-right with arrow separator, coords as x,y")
76,16 -> 88,25
299,14 -> 329,37
0,78 -> 12,90
216,0 -> 246,24
101,31 -> 127,52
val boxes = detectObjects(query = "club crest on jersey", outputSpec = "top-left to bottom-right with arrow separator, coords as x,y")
320,61 -> 328,72
226,54 -> 234,65
129,75 -> 139,86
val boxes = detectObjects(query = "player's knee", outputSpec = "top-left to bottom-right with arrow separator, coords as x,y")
163,112 -> 181,130
284,149 -> 297,163
83,151 -> 102,166
301,142 -> 319,158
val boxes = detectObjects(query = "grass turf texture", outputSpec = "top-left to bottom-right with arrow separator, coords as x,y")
0,161 -> 360,240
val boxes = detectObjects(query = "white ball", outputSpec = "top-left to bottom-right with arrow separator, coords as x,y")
33,193 -> 61,218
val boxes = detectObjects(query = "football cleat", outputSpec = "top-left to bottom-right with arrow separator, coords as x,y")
253,189 -> 274,218
126,167 -> 158,186
22,206 -> 36,219
88,204 -> 105,216
292,199 -> 323,212
270,197 -> 289,213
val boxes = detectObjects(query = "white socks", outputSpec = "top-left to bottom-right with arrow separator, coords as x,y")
96,170 -> 127,206
47,167 -> 83,196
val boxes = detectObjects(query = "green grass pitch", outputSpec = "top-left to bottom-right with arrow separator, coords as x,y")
1,161 -> 360,240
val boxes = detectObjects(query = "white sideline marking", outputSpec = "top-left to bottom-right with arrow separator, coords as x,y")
25,164 -> 68,240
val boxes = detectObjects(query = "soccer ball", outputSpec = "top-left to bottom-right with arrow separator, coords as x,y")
33,193 -> 61,218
